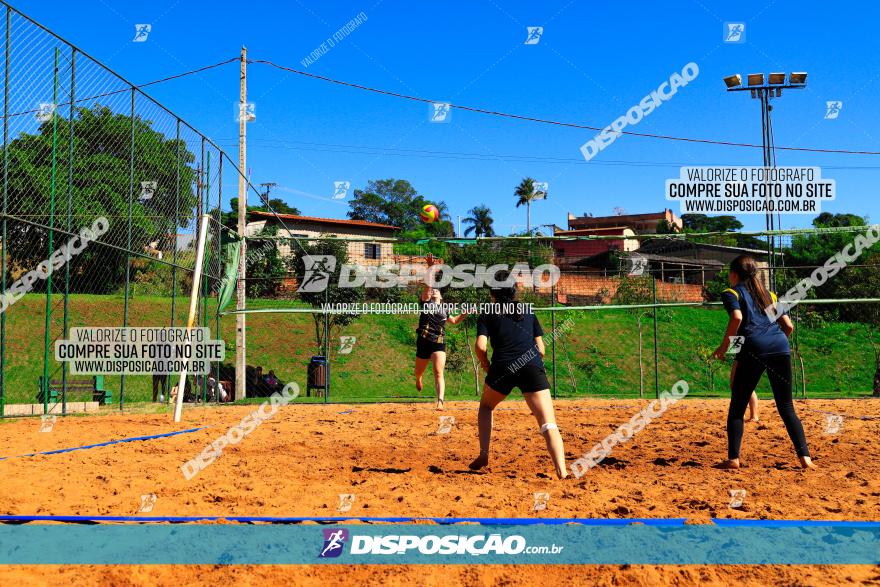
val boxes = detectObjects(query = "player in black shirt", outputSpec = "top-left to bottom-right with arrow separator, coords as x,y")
469,272 -> 568,479
414,255 -> 467,410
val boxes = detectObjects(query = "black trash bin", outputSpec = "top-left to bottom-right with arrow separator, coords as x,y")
307,355 -> 328,397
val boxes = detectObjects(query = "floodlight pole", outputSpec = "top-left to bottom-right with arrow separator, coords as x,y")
758,87 -> 775,286
725,78 -> 806,289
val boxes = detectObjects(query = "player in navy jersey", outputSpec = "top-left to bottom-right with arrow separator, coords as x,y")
713,255 -> 814,470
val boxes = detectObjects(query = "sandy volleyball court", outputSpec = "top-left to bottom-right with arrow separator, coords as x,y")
0,398 -> 877,584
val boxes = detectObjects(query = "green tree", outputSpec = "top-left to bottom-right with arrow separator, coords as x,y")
819,252 -> 880,324
681,214 -> 743,232
812,212 -> 865,228
462,205 -> 495,237
705,269 -> 732,301
347,178 -> 450,234
2,105 -> 197,293
655,219 -> 676,234
786,212 -> 868,267
677,213 -> 765,249
219,197 -> 300,229
245,224 -> 288,298
780,213 -> 879,324
391,224 -> 448,258
446,239 -> 553,273
287,238 -> 364,351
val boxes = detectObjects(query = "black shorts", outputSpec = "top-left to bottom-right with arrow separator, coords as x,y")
416,337 -> 445,359
485,362 -> 549,396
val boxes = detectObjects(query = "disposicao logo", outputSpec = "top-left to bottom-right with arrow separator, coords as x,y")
319,528 -> 349,558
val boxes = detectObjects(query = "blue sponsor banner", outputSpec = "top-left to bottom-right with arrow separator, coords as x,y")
0,524 -> 878,565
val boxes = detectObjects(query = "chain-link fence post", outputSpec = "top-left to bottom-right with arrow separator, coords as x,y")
652,274 -> 660,399
171,119 -> 180,328
0,6 -> 9,417
40,47 -> 60,416
60,46 -> 74,415
120,87 -> 136,410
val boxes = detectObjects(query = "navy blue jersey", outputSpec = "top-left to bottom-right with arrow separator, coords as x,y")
721,284 -> 789,357
477,311 -> 544,367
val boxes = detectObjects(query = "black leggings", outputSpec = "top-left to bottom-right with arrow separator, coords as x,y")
728,353 -> 810,459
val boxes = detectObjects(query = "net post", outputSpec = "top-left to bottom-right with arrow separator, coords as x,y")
170,119 -> 180,330
174,214 -> 211,422
215,155 -> 223,403
551,282 -> 557,400
199,140 -> 208,403
323,286 -> 329,402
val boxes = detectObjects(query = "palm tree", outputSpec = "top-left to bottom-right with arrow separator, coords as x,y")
462,205 -> 495,237
514,177 -> 542,233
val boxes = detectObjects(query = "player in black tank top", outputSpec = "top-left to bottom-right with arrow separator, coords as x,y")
414,255 -> 468,410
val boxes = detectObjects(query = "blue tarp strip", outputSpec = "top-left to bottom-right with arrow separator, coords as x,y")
0,426 -> 207,461
0,515 -> 877,527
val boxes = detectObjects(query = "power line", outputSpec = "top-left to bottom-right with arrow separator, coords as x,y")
249,58 -> 880,157
214,137 -> 880,170
137,57 -> 239,89
7,53 -> 879,159
1,57 -> 239,120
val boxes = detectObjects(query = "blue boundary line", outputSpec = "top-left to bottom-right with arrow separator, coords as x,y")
0,426 -> 207,461
0,515 -> 877,527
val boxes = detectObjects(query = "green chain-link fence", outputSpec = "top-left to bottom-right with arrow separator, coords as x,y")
0,2 -> 255,415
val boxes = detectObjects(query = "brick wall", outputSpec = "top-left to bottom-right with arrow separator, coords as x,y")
278,267 -> 706,303
529,274 -> 705,304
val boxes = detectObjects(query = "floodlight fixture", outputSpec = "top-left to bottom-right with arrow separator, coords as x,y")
723,74 -> 743,89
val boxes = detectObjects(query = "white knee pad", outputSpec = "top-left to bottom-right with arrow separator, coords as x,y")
540,422 -> 558,434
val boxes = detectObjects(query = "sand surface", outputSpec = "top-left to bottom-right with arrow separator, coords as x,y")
0,398 -> 877,584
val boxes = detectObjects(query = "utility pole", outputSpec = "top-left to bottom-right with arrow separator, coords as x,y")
235,46 -> 248,401
259,182 -> 277,205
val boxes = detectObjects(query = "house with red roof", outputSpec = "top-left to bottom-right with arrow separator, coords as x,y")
245,211 -> 400,265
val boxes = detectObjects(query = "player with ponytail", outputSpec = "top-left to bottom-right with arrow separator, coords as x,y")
713,255 -> 814,469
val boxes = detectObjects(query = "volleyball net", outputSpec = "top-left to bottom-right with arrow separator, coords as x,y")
219,221 -> 880,401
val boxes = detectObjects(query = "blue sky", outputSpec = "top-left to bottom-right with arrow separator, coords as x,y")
20,0 -> 880,234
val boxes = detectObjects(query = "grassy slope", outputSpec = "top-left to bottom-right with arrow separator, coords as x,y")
1,294 -> 877,406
